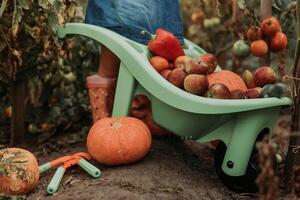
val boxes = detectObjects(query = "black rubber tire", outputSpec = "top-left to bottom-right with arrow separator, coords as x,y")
214,141 -> 260,193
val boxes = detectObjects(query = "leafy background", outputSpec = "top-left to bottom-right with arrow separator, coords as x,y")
0,0 -> 98,143
0,0 -> 297,143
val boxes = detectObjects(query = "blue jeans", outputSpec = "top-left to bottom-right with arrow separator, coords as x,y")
85,0 -> 184,45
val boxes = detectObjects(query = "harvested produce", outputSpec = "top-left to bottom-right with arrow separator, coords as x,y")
0,148 -> 39,195
243,70 -> 256,89
270,32 -> 288,52
185,58 -> 209,75
274,83 -> 290,97
209,83 -> 231,99
174,56 -> 191,70
167,68 -> 187,88
207,70 -> 247,92
184,74 -> 208,95
261,17 -> 281,36
146,27 -> 289,100
262,83 -> 290,98
262,84 -> 275,98
149,56 -> 170,72
251,40 -> 268,57
247,26 -> 263,41
160,69 -> 172,79
231,89 -> 246,99
233,40 -> 250,58
198,53 -> 217,73
245,88 -> 262,99
254,66 -> 276,87
87,117 -> 152,166
147,29 -> 184,61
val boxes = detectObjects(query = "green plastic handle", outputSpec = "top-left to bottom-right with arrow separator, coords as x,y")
39,163 -> 52,174
47,167 -> 65,195
78,159 -> 101,178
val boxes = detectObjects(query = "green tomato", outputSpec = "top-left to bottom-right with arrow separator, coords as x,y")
232,40 -> 250,58
270,84 -> 284,98
271,83 -> 290,98
262,84 -> 274,98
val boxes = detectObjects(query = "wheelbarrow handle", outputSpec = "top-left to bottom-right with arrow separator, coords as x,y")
78,158 -> 101,178
39,162 -> 52,174
47,166 -> 66,195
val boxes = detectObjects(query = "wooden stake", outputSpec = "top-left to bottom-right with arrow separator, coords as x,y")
10,79 -> 25,146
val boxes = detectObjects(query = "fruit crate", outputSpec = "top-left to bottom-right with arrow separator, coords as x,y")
58,23 -> 292,192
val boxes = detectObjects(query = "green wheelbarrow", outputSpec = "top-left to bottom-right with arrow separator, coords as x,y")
58,23 -> 292,192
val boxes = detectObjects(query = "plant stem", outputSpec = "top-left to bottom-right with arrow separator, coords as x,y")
284,0 -> 300,195
260,0 -> 272,66
10,79 -> 25,146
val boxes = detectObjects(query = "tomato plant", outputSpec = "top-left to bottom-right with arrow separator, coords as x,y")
251,40 -> 269,57
270,32 -> 288,51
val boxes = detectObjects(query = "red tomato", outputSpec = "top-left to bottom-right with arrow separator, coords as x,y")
250,40 -> 268,57
247,26 -> 263,41
261,17 -> 281,36
270,32 -> 288,52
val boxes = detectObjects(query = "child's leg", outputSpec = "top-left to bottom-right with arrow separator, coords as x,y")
87,46 -> 120,123
98,46 -> 120,78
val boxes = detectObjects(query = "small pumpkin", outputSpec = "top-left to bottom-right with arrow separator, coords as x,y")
207,70 -> 247,92
87,117 -> 152,166
0,148 -> 39,195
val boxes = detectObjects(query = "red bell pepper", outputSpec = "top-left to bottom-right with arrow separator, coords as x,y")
147,29 -> 185,62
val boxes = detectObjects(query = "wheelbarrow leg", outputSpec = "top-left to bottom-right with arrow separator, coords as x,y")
213,107 -> 281,192
112,62 -> 136,117
221,107 -> 280,177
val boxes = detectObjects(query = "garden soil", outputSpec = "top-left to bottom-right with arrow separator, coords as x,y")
25,137 -> 261,200
1,114 -> 292,200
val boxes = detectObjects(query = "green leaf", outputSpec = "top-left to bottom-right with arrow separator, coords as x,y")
237,0 -> 246,9
0,167 -> 7,176
53,0 -> 63,12
12,5 -> 23,36
18,0 -> 30,10
245,0 -> 259,10
0,0 -> 8,18
0,41 -> 7,53
48,12 -> 59,33
38,0 -> 50,9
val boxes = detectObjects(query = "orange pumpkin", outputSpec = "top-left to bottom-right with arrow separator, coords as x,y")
207,70 -> 247,92
0,148 -> 39,195
87,117 -> 152,166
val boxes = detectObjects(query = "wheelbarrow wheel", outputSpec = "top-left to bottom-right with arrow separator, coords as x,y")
214,141 -> 261,193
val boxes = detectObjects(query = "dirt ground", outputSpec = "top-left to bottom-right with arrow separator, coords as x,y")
24,134 -> 258,200
0,114 -> 293,200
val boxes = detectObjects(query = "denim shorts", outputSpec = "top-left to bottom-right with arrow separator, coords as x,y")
85,0 -> 184,45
